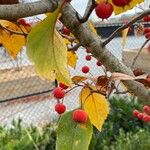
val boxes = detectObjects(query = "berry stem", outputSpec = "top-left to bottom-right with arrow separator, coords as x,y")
89,72 -> 94,76
65,85 -> 83,94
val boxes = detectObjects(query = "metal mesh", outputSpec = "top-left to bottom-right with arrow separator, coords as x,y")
0,33 -> 148,126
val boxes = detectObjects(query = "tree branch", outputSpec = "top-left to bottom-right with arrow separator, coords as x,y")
0,1 -> 149,104
0,0 -> 58,20
102,9 -> 150,47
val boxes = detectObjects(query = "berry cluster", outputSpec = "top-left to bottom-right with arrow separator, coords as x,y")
144,27 -> 150,39
144,27 -> 150,53
53,83 -> 68,114
62,27 -> 71,36
143,15 -> 150,22
133,105 -> 150,122
81,48 -> 103,74
53,84 -> 88,124
134,16 -> 150,53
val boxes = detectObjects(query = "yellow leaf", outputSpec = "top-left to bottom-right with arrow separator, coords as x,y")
72,76 -> 87,84
67,51 -> 78,68
88,21 -> 97,34
122,28 -> 129,49
64,38 -> 71,45
80,86 -> 110,131
27,4 -> 72,86
0,20 -> 27,58
19,24 -> 32,33
109,0 -> 144,15
1,31 -> 25,58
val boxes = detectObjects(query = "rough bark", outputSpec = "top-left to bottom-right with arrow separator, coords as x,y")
0,0 -> 58,20
0,1 -> 149,104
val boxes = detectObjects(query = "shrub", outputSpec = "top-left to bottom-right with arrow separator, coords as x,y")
91,96 -> 150,150
111,129 -> 150,150
0,119 -> 56,150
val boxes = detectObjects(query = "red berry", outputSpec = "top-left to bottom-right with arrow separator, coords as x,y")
59,83 -> 68,89
147,116 -> 150,122
137,113 -> 144,120
145,32 -> 150,39
86,49 -> 91,53
146,74 -> 150,82
72,109 -> 88,123
143,115 -> 150,122
85,55 -> 91,61
53,87 -> 65,99
133,110 -> 139,116
143,16 -> 150,22
112,0 -> 130,7
143,105 -> 150,112
82,66 -> 90,74
18,18 -> 27,25
143,105 -> 150,115
144,28 -> 150,34
62,27 -> 70,35
24,22 -> 31,27
95,2 -> 113,20
55,103 -> 66,114
96,61 -> 102,66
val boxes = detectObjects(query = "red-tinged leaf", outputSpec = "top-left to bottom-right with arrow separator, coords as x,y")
111,72 -> 135,81
133,68 -> 145,76
72,76 -> 87,84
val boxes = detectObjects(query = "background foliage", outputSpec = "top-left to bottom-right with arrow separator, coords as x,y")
0,96 -> 149,150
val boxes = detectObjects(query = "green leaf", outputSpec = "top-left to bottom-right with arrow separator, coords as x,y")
56,111 -> 93,150
27,4 -> 72,86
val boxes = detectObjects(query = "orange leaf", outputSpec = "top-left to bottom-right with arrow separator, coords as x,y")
72,76 -> 87,84
0,20 -> 28,58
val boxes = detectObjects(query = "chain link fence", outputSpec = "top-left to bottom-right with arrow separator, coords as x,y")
0,23 -> 149,127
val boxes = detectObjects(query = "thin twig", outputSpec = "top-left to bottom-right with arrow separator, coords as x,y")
102,9 -> 150,47
76,0 -> 97,23
0,24 -> 27,36
65,84 -> 83,94
68,43 -> 81,51
131,38 -> 150,69
60,32 -> 76,42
